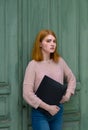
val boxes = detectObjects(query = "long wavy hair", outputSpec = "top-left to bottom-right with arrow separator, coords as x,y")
32,29 -> 60,62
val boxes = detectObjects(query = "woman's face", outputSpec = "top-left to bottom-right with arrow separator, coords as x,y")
40,34 -> 56,54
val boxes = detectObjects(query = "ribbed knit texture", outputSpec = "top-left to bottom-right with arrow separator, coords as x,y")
23,57 -> 76,108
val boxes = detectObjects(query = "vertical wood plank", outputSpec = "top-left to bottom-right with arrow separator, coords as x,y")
0,0 -> 22,130
80,0 -> 88,130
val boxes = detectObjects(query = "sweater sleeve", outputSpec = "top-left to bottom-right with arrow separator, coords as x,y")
61,58 -> 76,95
23,61 -> 42,108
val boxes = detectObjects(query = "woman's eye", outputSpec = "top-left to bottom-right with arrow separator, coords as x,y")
46,39 -> 51,42
53,40 -> 56,43
46,39 -> 56,43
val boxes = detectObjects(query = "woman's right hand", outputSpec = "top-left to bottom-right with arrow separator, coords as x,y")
47,105 -> 60,116
39,101 -> 60,116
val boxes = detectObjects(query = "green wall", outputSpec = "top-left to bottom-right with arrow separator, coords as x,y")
0,0 -> 88,130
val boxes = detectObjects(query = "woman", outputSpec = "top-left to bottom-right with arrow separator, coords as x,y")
23,29 -> 76,130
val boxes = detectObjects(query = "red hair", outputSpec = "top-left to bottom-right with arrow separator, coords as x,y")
32,29 -> 60,62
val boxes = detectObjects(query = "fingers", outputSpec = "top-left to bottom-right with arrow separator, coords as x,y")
60,95 -> 70,103
56,106 -> 60,111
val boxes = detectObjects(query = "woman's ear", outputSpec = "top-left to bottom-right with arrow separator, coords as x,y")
40,42 -> 42,47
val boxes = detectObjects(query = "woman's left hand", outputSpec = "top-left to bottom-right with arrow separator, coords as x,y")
60,92 -> 71,103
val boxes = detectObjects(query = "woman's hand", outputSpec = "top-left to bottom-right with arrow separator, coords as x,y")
60,92 -> 71,104
39,101 -> 60,116
47,105 -> 60,116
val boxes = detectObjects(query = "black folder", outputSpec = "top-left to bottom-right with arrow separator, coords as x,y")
35,75 -> 67,116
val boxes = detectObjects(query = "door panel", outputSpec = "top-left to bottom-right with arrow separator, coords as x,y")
0,0 -> 22,130
22,0 -> 82,130
80,0 -> 88,129
0,0 -> 88,130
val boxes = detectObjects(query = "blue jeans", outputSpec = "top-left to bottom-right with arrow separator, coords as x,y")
31,104 -> 63,130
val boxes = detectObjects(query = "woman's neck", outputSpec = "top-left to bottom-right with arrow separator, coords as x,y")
43,54 -> 50,61
41,51 -> 50,61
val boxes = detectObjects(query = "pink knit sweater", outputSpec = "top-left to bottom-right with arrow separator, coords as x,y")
23,57 -> 76,108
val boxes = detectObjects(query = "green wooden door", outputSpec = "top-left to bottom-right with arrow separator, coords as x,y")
22,0 -> 88,130
0,0 -> 22,130
0,0 -> 88,130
